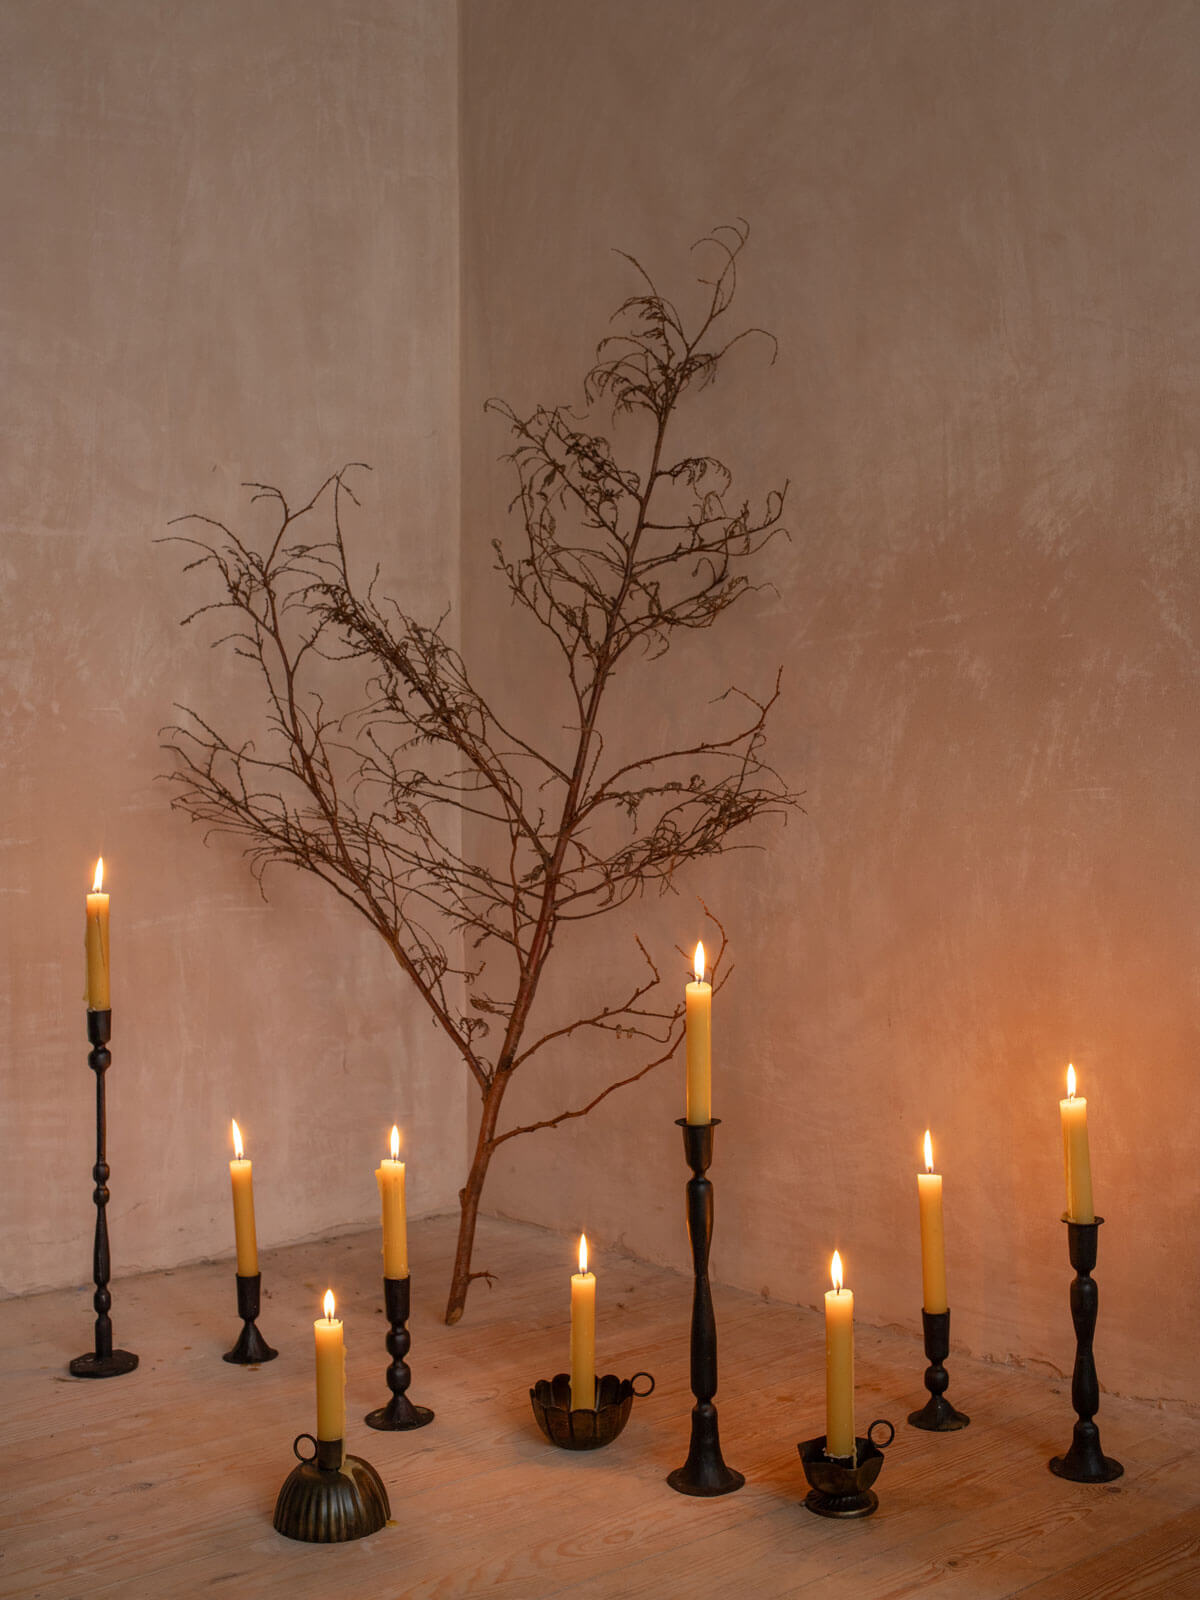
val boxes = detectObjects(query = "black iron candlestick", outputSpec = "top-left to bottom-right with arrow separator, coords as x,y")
667,1117 -> 744,1496
364,1275 -> 434,1430
1049,1216 -> 1123,1483
69,1010 -> 138,1379
273,1434 -> 390,1542
223,1272 -> 278,1365
908,1309 -> 970,1431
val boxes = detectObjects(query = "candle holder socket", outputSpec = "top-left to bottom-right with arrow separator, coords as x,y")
365,1275 -> 434,1431
223,1272 -> 278,1365
907,1308 -> 969,1431
273,1434 -> 390,1542
1049,1217 -> 1123,1483
70,1009 -> 138,1380
529,1371 -> 655,1450
797,1420 -> 895,1518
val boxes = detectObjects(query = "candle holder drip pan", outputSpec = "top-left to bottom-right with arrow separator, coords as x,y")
530,1371 -> 654,1450
797,1420 -> 894,1518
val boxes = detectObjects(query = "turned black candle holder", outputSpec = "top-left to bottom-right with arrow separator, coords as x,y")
70,1010 -> 138,1380
530,1371 -> 655,1450
223,1272 -> 277,1365
273,1434 -> 390,1542
797,1420 -> 895,1518
365,1275 -> 434,1431
907,1309 -> 969,1431
1049,1216 -> 1123,1483
667,1118 -> 744,1496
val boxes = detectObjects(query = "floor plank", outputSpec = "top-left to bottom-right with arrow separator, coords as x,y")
2,1215 -> 1198,1600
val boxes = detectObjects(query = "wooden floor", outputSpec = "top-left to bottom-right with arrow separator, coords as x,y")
4,1215 -> 1200,1600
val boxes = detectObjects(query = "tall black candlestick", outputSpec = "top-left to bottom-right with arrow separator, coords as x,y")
70,1010 -> 138,1378
667,1118 -> 744,1496
1049,1216 -> 1122,1482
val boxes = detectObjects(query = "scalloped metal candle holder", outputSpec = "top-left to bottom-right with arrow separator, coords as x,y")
797,1420 -> 895,1518
273,1434 -> 390,1543
529,1371 -> 655,1450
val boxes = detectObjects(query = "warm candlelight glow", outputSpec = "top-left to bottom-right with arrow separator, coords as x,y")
693,941 -> 706,982
831,1249 -> 843,1294
92,857 -> 104,893
1066,1063 -> 1077,1099
231,1119 -> 244,1160
578,1232 -> 588,1275
323,1289 -> 335,1322
924,1128 -> 934,1173
390,1123 -> 400,1160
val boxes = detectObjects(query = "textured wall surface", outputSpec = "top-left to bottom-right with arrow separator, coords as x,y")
460,0 -> 1200,1403
1,0 -> 463,1294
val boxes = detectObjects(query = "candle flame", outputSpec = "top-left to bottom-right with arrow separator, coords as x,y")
1066,1063 -> 1077,1099
923,1129 -> 934,1173
831,1250 -> 843,1294
323,1289 -> 336,1321
390,1124 -> 400,1161
231,1118 -> 244,1160
693,941 -> 706,983
92,857 -> 104,893
578,1233 -> 588,1275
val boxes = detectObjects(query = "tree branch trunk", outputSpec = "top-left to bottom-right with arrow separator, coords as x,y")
444,1070 -> 510,1324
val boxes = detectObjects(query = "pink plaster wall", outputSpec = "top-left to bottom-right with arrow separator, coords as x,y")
459,1 -> 1200,1404
1,1 -> 464,1294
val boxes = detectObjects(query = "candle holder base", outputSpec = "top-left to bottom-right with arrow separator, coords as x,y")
223,1272 -> 278,1365
1048,1217 -> 1123,1484
273,1434 -> 390,1543
907,1309 -> 969,1432
364,1275 -> 435,1431
797,1421 -> 894,1518
69,1349 -> 139,1379
530,1371 -> 654,1450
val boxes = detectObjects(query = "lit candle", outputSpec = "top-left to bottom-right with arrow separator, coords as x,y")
1059,1064 -> 1095,1223
685,941 -> 712,1124
825,1250 -> 855,1459
917,1129 -> 948,1314
314,1289 -> 346,1441
85,857 -> 110,1010
228,1119 -> 259,1277
570,1233 -> 596,1411
376,1123 -> 408,1279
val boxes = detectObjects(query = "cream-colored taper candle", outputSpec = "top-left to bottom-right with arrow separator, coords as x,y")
376,1123 -> 408,1279
229,1119 -> 259,1276
570,1233 -> 596,1411
825,1251 -> 855,1459
85,857 -> 110,1010
685,942 -> 712,1124
1059,1064 -> 1095,1223
917,1129 -> 948,1314
314,1289 -> 346,1441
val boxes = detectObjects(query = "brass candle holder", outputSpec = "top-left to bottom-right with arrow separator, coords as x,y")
529,1371 -> 655,1450
273,1434 -> 390,1543
797,1420 -> 895,1518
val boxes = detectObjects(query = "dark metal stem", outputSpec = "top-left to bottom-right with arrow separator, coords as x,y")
666,1118 -> 744,1496
365,1275 -> 434,1430
1049,1217 -> 1123,1482
907,1308 -> 969,1431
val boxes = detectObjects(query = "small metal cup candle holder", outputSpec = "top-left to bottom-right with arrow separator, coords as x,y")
529,1371 -> 655,1450
223,1272 -> 278,1365
907,1309 -> 969,1431
797,1419 -> 895,1518
1049,1216 -> 1123,1483
70,1010 -> 138,1379
365,1275 -> 434,1431
273,1434 -> 390,1543
667,1118 -> 745,1496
